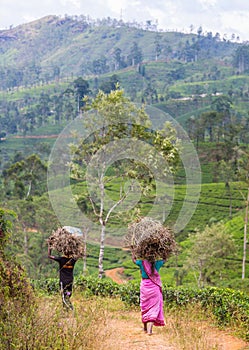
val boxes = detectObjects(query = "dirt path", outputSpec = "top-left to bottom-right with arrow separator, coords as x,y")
105,267 -> 126,284
104,309 -> 249,350
105,268 -> 249,350
105,310 -> 177,350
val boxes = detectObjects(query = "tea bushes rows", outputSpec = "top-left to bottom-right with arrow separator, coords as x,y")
163,286 -> 249,340
76,275 -> 121,297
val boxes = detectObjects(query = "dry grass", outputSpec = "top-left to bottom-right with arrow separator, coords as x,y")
163,304 -> 220,350
0,293 -> 112,350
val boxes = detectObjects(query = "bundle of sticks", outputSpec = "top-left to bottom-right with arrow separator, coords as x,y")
124,217 -> 177,261
47,227 -> 84,259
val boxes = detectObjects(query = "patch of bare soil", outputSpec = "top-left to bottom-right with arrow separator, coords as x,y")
105,267 -> 127,284
105,268 -> 249,350
208,330 -> 249,350
104,310 -> 249,350
105,310 -> 176,350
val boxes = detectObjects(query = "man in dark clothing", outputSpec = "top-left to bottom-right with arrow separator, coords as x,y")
48,247 -> 77,310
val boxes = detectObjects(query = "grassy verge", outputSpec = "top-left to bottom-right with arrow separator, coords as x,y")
0,292 -> 113,350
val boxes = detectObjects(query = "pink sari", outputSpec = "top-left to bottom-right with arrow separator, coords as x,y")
140,260 -> 165,326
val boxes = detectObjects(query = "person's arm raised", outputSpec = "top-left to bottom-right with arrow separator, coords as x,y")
48,245 -> 55,260
132,250 -> 136,264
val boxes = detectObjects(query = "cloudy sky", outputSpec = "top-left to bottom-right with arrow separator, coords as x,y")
1,0 -> 249,41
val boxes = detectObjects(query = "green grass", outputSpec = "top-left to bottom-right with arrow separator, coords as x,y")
0,136 -> 56,165
65,176 -> 248,241
59,178 -> 249,287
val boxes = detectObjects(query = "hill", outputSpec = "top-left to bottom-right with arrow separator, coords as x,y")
1,15 -> 249,147
1,14 -> 249,149
0,14 -> 240,90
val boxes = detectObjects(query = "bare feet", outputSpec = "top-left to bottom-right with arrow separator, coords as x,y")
147,322 -> 154,335
143,322 -> 147,333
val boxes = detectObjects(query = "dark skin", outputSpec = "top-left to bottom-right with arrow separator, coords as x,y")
47,246 -> 54,259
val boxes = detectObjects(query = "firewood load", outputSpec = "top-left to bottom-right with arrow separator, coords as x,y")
124,217 -> 177,261
47,227 -> 84,259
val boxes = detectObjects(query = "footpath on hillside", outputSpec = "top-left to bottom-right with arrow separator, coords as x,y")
105,268 -> 249,350
105,310 -> 177,350
105,309 -> 248,350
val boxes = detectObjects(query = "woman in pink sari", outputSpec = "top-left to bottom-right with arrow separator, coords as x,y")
133,253 -> 165,335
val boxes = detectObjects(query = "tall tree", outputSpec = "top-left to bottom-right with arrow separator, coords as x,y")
186,222 -> 236,287
128,42 -> 143,66
211,95 -> 233,141
218,160 -> 236,218
3,154 -> 47,199
99,74 -> 120,94
0,207 -> 16,257
112,47 -> 126,70
73,77 -> 91,111
233,45 -> 249,73
236,147 -> 249,279
92,56 -> 109,75
70,89 -> 180,277
154,33 -> 162,61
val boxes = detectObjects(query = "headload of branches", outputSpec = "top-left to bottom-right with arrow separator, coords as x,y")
47,227 -> 84,259
124,217 -> 177,261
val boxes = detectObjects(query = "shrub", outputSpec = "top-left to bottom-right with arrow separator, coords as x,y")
75,275 -> 120,297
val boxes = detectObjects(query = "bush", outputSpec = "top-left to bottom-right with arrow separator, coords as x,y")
75,275 -> 120,297
32,277 -> 59,294
119,280 -> 140,306
163,286 -> 249,340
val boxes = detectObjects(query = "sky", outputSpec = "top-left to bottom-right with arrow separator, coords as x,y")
1,0 -> 249,42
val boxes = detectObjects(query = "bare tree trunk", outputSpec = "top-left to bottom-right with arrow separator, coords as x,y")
198,268 -> 202,288
95,176 -> 130,278
242,188 -> 249,279
82,228 -> 88,275
23,226 -> 28,255
229,187 -> 232,218
26,180 -> 32,198
198,259 -> 204,288
98,220 -> 105,278
226,182 -> 232,218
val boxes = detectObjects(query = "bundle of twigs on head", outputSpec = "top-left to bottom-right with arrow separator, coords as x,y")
47,227 -> 84,259
124,217 -> 177,262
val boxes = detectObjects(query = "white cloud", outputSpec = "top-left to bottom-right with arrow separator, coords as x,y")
220,10 -> 249,39
198,0 -> 217,10
0,0 -> 248,41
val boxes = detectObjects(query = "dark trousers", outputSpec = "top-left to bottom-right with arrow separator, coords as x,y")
60,281 -> 73,297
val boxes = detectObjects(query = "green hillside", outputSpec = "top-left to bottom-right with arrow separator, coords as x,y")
1,15 -> 249,294
0,15 -> 238,83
